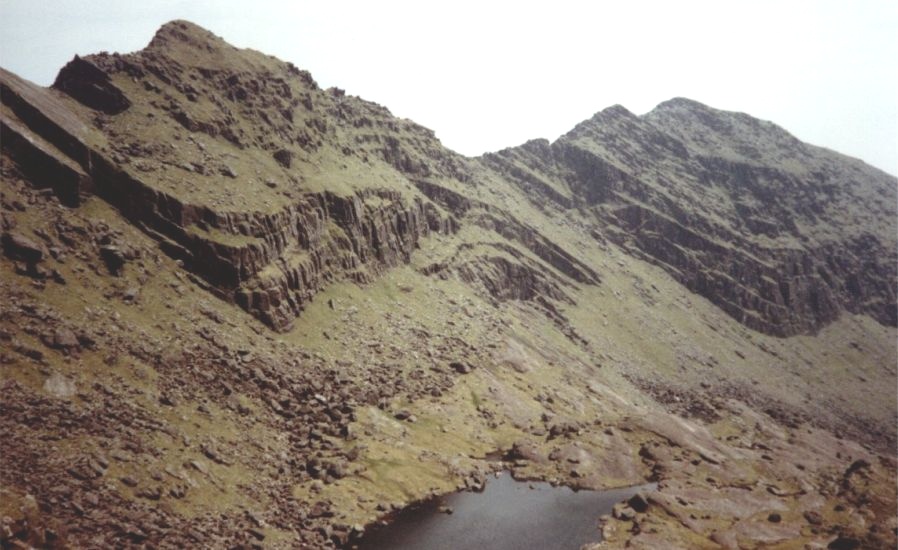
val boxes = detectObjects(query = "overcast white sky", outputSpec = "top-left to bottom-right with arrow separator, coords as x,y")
1,0 -> 896,175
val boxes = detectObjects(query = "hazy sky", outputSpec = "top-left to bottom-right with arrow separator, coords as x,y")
1,0 -> 896,175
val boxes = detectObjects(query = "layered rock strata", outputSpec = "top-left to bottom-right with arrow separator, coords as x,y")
1,67 -> 451,331
3,20 -> 895,338
482,101 -> 897,336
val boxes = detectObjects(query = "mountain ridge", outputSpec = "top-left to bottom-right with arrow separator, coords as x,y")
23,18 -> 895,337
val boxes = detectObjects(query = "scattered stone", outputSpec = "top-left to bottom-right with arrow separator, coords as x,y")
273,149 -> 293,168
159,393 -> 177,406
2,231 -> 45,263
99,245 -> 125,275
43,372 -> 76,398
201,443 -> 229,465
827,537 -> 860,550
612,503 -> 636,521
803,510 -> 823,525
507,440 -> 546,463
136,486 -> 162,500
109,449 -> 132,462
188,460 -> 208,475
308,501 -> 333,519
50,269 -> 66,284
48,328 -> 79,350
328,461 -> 348,479
628,493 -> 649,513
86,459 -> 106,476
122,524 -> 148,541
450,361 -> 474,374
548,419 -> 581,438
844,459 -> 871,478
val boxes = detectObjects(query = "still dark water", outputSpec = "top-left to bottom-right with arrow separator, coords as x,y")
356,473 -> 655,550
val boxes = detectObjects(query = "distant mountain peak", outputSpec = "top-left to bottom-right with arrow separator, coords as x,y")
146,19 -> 231,54
599,104 -> 635,117
650,96 -> 712,112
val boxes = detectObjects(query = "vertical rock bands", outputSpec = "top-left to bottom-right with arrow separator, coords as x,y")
2,24 -> 894,338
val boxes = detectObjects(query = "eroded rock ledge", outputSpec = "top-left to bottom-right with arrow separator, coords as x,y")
484,103 -> 897,336
2,66 -> 454,331
2,19 -> 895,338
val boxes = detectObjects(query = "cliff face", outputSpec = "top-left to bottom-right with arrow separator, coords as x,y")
483,100 -> 897,336
2,22 -> 458,332
3,21 -> 893,338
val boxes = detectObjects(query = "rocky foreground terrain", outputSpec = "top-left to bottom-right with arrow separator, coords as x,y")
1,20 -> 896,549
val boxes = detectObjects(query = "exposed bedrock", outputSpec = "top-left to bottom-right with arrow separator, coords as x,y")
413,178 -> 600,286
1,67 -> 452,332
2,29 -> 895,338
486,121 -> 897,337
607,202 -> 896,335
233,190 -> 447,330
52,56 -> 132,115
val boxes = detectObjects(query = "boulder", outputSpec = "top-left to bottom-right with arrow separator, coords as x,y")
273,149 -> 293,168
612,502 -> 636,521
46,328 -> 80,350
628,492 -> 649,513
827,537 -> 860,550
99,245 -> 125,275
43,372 -> 76,398
2,232 -> 45,263
507,440 -> 546,463
803,510 -> 823,525
450,361 -> 474,374
548,419 -> 581,438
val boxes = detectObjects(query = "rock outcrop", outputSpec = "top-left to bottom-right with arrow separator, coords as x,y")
2,20 -> 894,338
482,100 -> 897,336
1,26 -> 457,331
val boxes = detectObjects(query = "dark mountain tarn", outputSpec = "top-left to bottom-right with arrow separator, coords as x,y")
355,474 -> 656,550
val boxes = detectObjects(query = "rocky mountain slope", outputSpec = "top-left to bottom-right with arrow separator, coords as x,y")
1,20 -> 895,549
